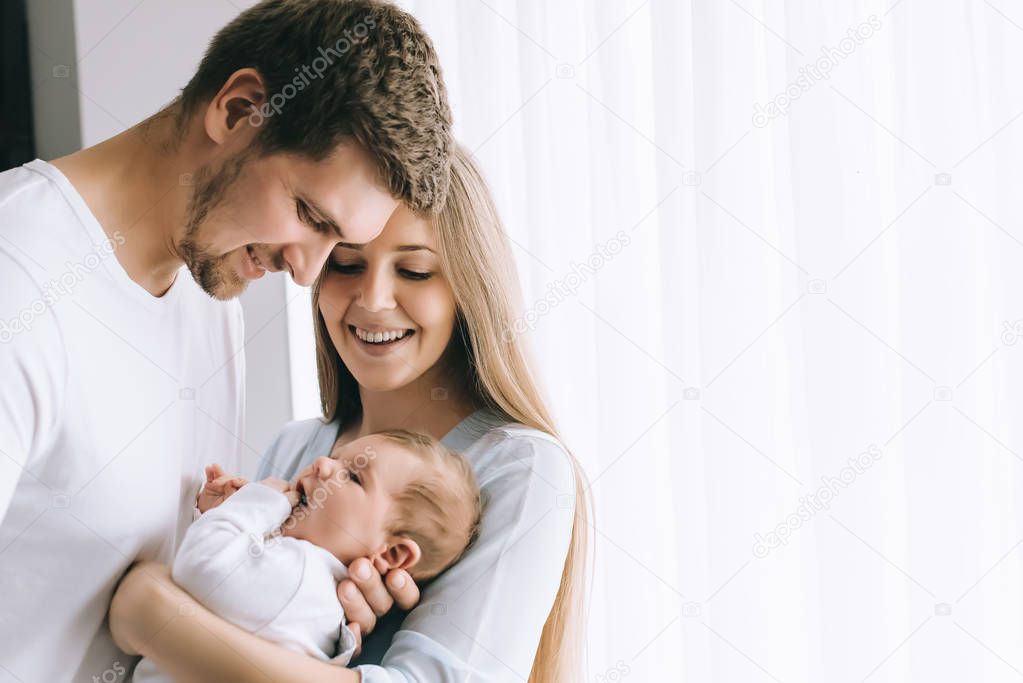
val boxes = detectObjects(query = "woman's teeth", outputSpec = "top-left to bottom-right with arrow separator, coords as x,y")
353,327 -> 410,344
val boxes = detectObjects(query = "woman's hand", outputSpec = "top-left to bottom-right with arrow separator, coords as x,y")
338,557 -> 420,653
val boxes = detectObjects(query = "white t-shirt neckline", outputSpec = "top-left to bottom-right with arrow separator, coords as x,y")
25,159 -> 186,315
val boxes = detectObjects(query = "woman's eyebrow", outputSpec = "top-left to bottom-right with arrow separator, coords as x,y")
334,243 -> 436,253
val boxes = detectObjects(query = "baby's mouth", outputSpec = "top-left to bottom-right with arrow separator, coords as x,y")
294,479 -> 309,507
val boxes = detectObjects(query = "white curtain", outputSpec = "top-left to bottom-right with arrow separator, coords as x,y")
283,1 -> 1023,680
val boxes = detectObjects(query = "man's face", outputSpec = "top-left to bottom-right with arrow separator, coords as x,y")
179,142 -> 398,300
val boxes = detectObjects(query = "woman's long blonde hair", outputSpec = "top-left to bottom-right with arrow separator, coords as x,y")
311,144 -> 592,682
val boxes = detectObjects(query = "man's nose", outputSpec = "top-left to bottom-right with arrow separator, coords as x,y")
283,237 -> 335,287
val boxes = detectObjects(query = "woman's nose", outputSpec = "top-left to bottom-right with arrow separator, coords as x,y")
358,267 -> 396,312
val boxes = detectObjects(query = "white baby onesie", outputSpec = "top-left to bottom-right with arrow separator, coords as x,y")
132,483 -> 357,681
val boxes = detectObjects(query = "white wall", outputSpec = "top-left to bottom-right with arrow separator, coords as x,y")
26,0 -> 300,475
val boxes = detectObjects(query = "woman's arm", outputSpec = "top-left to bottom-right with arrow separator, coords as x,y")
110,562 -> 362,682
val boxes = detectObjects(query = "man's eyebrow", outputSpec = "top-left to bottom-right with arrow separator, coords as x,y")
302,198 -> 344,239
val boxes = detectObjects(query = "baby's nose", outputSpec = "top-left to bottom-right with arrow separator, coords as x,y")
314,456 -> 336,477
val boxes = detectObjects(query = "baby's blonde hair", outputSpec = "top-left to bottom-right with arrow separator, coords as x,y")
376,429 -> 481,582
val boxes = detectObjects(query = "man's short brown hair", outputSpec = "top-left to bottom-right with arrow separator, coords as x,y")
178,0 -> 452,213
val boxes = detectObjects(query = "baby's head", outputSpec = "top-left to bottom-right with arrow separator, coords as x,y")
283,430 -> 481,582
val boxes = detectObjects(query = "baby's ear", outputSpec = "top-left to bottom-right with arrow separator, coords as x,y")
375,538 -> 422,572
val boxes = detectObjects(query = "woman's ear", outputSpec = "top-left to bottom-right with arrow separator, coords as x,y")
371,537 -> 422,574
203,67 -> 267,145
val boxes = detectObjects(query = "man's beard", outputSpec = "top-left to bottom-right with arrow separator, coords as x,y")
179,152 -> 251,300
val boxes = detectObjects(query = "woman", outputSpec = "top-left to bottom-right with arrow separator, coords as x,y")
110,146 -> 592,682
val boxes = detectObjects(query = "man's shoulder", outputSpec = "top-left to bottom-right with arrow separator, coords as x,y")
0,161 -> 95,276
0,162 -> 49,207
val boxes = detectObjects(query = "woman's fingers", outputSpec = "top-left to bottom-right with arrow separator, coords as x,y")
338,578 -> 377,636
385,569 -> 420,611
347,621 -> 363,658
349,558 -> 394,617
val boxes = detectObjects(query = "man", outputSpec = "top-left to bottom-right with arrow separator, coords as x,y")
0,1 -> 451,679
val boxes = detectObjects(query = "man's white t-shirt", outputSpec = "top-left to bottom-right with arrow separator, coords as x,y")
0,160 -> 246,682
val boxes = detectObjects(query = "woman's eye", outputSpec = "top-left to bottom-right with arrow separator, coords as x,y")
399,269 -> 433,281
347,470 -> 361,486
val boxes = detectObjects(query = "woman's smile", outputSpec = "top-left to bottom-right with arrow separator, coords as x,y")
347,323 -> 417,357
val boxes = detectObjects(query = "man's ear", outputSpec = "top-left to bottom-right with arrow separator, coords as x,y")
371,537 -> 422,574
203,67 -> 267,145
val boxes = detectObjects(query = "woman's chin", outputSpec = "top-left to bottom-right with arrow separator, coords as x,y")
346,369 -> 413,394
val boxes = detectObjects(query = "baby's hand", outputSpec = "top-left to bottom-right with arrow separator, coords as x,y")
196,464 -> 247,513
257,477 -> 301,507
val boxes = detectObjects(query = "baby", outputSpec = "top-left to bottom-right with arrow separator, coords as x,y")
133,429 -> 481,681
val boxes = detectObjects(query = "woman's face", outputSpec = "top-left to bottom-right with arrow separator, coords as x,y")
318,205 -> 457,392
